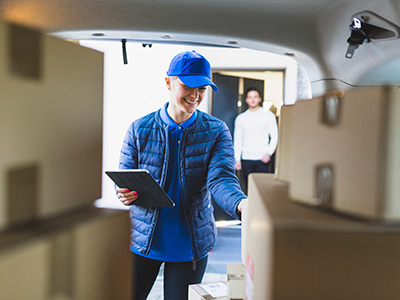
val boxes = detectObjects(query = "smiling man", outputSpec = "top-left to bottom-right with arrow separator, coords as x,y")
116,50 -> 246,300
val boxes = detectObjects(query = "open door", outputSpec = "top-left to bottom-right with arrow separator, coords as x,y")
211,73 -> 239,135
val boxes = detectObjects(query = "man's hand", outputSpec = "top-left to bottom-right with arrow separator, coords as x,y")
236,199 -> 246,219
261,154 -> 271,164
237,200 -> 244,213
235,161 -> 242,170
116,187 -> 138,206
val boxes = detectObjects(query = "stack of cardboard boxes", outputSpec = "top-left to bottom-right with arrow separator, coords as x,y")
244,87 -> 400,300
190,86 -> 400,299
0,20 -> 132,300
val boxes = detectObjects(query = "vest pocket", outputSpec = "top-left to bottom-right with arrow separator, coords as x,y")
193,203 -> 213,228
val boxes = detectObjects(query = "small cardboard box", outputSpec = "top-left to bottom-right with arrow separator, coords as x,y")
188,282 -> 228,300
227,263 -> 245,300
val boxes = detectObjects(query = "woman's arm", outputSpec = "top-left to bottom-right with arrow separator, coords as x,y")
207,122 -> 247,219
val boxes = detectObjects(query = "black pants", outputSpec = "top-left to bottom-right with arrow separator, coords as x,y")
131,253 -> 208,300
242,159 -> 272,194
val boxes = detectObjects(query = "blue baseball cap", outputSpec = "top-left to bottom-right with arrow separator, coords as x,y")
167,51 -> 219,92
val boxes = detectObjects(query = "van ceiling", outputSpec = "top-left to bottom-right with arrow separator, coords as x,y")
1,0 -> 400,92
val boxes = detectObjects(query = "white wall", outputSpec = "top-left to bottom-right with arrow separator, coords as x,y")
80,41 -> 298,209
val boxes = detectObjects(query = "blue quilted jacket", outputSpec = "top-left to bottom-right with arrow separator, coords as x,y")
119,108 -> 246,261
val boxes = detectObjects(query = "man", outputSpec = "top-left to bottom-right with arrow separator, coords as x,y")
116,50 -> 246,300
234,87 -> 278,193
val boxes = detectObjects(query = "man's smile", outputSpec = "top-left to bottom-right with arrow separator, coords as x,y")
184,98 -> 198,105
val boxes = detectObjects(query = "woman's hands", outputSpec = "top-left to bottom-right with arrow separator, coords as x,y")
116,188 -> 138,206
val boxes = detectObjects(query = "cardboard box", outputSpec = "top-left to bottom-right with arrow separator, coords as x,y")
240,199 -> 248,265
288,87 -> 400,221
245,173 -> 400,300
227,263 -> 245,300
0,21 -> 103,229
189,282 -> 228,300
275,104 -> 294,182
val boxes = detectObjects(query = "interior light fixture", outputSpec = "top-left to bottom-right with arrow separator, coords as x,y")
345,11 -> 400,59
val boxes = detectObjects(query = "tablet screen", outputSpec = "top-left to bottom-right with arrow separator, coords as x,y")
105,169 -> 175,208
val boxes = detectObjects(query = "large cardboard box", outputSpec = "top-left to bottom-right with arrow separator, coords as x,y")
0,21 -> 103,229
245,173 -> 400,300
241,198 -> 248,265
0,210 -> 131,300
288,87 -> 400,221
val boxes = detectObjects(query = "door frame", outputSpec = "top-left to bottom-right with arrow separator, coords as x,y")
209,69 -> 286,117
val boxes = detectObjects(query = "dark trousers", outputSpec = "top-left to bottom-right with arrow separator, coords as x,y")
132,253 -> 208,300
242,159 -> 272,194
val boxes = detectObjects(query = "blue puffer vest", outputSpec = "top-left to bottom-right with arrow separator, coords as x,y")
119,109 -> 246,261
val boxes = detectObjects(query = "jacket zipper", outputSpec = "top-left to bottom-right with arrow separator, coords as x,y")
145,124 -> 169,256
192,257 -> 197,271
144,208 -> 160,255
179,128 -> 198,270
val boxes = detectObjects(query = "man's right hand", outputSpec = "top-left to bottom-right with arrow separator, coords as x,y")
261,154 -> 271,164
235,161 -> 242,170
116,188 -> 138,206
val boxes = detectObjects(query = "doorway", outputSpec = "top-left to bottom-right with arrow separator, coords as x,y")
209,70 -> 284,220
212,74 -> 265,136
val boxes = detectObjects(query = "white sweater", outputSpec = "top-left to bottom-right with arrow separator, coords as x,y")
234,107 -> 278,161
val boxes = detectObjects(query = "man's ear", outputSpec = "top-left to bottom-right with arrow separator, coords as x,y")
165,77 -> 171,90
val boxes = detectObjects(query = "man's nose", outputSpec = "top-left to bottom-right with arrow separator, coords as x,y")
189,87 -> 199,99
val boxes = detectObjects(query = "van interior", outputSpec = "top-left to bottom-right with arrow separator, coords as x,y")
1,0 -> 400,299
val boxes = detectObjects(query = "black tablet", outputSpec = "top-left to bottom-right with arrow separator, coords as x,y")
105,169 -> 175,208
